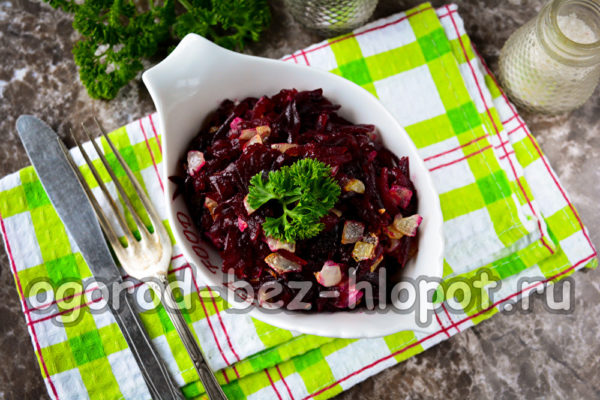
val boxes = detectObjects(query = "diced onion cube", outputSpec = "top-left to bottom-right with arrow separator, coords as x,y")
341,221 -> 365,244
330,208 -> 342,217
243,194 -> 256,215
266,236 -> 296,253
392,214 -> 423,237
315,261 -> 342,287
239,128 -> 257,140
344,179 -> 365,194
204,196 -> 218,219
243,134 -> 263,150
270,143 -> 299,153
384,225 -> 405,239
256,125 -> 271,139
264,253 -> 302,274
352,241 -> 376,262
187,150 -> 205,176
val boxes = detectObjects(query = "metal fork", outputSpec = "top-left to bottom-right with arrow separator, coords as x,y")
60,121 -> 228,400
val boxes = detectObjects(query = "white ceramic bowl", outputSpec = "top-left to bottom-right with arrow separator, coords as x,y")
143,34 -> 444,338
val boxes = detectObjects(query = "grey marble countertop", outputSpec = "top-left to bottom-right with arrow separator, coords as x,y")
1,0 -> 599,398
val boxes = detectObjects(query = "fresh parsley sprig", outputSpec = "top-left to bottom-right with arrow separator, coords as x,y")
45,0 -> 271,100
247,158 -> 341,243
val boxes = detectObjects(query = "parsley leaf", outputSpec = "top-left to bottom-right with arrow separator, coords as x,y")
247,158 -> 341,243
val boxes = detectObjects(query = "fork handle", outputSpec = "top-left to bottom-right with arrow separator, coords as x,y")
153,276 -> 229,400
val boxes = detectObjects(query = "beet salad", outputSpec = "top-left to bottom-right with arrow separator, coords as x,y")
180,88 -> 422,311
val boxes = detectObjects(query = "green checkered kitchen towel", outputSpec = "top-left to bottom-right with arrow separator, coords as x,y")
0,3 -> 596,399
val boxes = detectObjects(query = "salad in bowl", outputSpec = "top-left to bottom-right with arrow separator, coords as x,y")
178,88 -> 423,312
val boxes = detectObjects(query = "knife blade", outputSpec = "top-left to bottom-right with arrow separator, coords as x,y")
17,115 -> 184,400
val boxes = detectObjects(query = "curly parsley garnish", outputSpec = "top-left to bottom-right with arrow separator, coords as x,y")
45,0 -> 271,100
247,158 -> 341,243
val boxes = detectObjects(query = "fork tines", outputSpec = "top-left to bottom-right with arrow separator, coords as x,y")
58,119 -> 163,249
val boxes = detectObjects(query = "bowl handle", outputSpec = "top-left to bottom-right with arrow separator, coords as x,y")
142,34 -> 236,114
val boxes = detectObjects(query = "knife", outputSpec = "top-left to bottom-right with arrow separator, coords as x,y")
17,115 -> 184,400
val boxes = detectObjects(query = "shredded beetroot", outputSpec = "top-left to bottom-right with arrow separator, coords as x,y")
181,89 -> 420,311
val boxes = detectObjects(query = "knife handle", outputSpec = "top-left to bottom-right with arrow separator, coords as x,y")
111,289 -> 185,400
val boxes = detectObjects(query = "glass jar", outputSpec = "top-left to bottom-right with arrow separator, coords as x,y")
499,0 -> 600,113
284,0 -> 379,37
